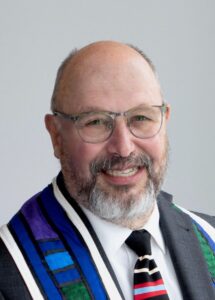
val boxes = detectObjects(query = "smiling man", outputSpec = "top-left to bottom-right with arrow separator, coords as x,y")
0,41 -> 215,300
47,42 -> 169,230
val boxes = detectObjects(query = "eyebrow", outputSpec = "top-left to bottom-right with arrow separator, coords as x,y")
76,103 -> 161,115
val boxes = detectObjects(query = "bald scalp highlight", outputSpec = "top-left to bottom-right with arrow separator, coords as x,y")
50,42 -> 158,112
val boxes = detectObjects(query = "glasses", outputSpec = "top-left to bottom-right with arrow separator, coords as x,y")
53,104 -> 167,144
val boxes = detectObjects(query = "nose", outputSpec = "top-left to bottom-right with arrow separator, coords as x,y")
106,118 -> 135,157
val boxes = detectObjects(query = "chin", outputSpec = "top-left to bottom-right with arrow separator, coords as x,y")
86,178 -> 156,225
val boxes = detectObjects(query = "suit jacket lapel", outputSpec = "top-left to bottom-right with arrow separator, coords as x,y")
158,191 -> 215,300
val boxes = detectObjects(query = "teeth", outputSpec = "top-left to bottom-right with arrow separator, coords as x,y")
106,168 -> 138,177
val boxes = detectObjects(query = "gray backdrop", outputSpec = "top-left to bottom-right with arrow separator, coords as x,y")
0,0 -> 214,225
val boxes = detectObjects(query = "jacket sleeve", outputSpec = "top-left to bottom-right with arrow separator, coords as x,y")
0,238 -> 32,300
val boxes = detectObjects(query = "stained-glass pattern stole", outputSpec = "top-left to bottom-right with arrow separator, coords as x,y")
192,220 -> 215,288
172,204 -> 215,289
8,185 -> 109,300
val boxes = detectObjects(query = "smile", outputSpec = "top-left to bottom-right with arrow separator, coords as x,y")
100,166 -> 146,186
105,167 -> 139,177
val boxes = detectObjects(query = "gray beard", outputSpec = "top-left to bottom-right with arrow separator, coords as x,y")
61,140 -> 169,226
85,177 -> 156,224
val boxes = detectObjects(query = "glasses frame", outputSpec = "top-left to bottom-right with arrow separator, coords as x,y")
53,103 -> 167,143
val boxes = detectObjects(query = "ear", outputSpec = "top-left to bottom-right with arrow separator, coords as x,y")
165,104 -> 171,121
45,114 -> 62,159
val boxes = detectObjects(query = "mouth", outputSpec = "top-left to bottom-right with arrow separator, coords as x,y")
101,166 -> 146,186
91,154 -> 151,186
105,167 -> 139,177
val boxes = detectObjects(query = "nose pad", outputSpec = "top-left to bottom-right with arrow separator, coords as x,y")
106,118 -> 135,157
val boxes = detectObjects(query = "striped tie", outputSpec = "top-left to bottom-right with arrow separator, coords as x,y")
126,230 -> 169,300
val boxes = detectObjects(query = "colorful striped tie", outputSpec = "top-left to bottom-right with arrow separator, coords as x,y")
126,230 -> 169,300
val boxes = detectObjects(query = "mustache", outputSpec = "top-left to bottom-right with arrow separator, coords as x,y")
90,153 -> 153,176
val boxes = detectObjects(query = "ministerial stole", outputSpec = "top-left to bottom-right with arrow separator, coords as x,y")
0,183 -> 124,300
174,205 -> 215,288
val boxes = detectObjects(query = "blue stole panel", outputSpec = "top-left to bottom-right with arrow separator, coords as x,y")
8,184 -> 109,300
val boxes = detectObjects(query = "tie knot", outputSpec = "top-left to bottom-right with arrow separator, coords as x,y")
125,230 -> 151,257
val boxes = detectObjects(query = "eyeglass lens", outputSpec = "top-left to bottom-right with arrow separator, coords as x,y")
76,106 -> 163,143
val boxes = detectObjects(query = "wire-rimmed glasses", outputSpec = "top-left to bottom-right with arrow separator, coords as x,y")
53,103 -> 167,144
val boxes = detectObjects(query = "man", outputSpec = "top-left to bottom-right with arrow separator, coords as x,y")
0,41 -> 215,300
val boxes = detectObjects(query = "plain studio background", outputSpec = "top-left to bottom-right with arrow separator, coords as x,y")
0,0 -> 214,225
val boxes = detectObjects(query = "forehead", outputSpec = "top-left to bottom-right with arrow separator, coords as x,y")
57,43 -> 162,113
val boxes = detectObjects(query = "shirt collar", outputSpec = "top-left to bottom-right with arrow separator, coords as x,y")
80,205 -> 132,256
144,202 -> 166,254
81,201 -> 166,257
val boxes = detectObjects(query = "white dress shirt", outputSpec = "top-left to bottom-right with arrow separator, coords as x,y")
81,203 -> 183,300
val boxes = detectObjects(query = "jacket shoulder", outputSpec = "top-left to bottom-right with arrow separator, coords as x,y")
193,211 -> 215,227
157,190 -> 215,228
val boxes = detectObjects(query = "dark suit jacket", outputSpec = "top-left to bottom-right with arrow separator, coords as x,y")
0,191 -> 215,300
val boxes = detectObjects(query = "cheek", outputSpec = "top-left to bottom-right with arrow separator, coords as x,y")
67,141 -> 105,173
138,134 -> 167,163
59,128 -> 99,173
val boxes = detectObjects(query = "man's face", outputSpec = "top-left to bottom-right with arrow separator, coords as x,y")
47,42 -> 170,227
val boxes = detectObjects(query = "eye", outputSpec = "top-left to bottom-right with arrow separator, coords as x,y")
86,118 -> 106,126
132,115 -> 150,121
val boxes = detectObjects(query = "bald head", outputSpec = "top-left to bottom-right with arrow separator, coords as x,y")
50,41 -> 161,112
